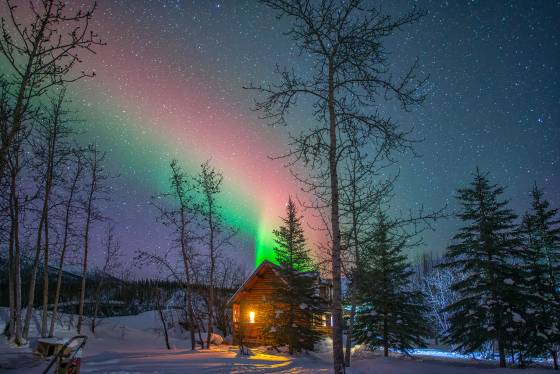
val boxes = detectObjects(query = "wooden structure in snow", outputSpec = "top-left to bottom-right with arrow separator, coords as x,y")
227,260 -> 332,346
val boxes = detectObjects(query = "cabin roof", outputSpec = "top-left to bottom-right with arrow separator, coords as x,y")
226,260 -> 330,306
226,260 -> 280,306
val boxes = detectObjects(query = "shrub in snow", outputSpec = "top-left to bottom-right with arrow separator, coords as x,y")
200,333 -> 224,346
210,333 -> 223,346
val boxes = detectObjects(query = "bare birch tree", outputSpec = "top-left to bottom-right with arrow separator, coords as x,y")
76,144 -> 108,334
0,74 -> 37,344
22,88 -> 74,338
196,160 -> 238,348
155,287 -> 172,350
247,1 -> 427,371
0,77 -> 17,341
3,105 -> 30,345
49,149 -> 84,337
0,0 -> 103,176
145,159 -> 199,350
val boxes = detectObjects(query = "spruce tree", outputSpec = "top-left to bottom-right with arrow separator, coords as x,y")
442,169 -> 520,368
518,184 -> 560,369
354,213 -> 429,356
265,197 -> 324,354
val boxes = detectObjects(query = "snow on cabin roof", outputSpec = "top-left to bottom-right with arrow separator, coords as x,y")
226,260 -> 330,306
226,260 -> 278,306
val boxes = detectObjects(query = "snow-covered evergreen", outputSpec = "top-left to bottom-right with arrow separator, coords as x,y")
263,197 -> 325,354
442,169 -> 522,368
517,184 -> 560,368
353,213 -> 429,356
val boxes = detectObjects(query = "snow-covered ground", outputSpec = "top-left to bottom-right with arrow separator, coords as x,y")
0,309 -> 555,373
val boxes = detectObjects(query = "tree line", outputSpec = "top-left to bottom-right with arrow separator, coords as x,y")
0,0 -> 111,344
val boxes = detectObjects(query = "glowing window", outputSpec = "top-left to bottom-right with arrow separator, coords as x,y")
249,311 -> 255,324
233,304 -> 240,323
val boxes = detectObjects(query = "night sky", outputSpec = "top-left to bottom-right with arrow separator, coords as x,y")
34,0 -> 559,271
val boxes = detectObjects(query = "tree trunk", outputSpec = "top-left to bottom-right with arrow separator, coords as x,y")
383,316 -> 389,357
185,269 -> 197,350
7,210 -> 15,339
196,317 -> 204,348
49,262 -> 64,337
13,203 -> 23,345
206,204 -> 215,349
345,190 -> 361,368
498,337 -> 506,368
328,61 -> 345,374
7,160 -> 23,344
91,278 -> 104,334
23,216 -> 44,338
24,142 -> 56,338
41,214 -> 49,337
158,307 -> 171,350
206,284 -> 214,349
49,157 -> 80,337
552,350 -> 558,370
174,169 -> 197,350
49,225 -> 70,337
77,183 -> 94,334
344,284 -> 356,366
41,133 -> 57,337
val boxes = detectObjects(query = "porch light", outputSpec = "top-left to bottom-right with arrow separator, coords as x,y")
249,311 -> 256,324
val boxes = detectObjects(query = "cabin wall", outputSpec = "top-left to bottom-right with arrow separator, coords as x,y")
231,265 -> 331,346
232,266 -> 280,345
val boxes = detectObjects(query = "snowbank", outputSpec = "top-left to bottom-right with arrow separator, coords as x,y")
0,310 -> 556,373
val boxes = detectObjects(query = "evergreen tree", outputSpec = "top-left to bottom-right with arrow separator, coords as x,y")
265,197 -> 324,354
354,213 -> 430,356
442,169 -> 521,368
518,184 -> 560,369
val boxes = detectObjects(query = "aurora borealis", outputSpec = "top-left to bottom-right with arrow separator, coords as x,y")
7,0 -> 557,270
66,0 -> 316,267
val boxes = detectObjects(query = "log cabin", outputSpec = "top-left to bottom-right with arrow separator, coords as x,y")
227,260 -> 332,346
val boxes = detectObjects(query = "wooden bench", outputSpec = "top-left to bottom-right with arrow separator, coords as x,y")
36,338 -> 71,358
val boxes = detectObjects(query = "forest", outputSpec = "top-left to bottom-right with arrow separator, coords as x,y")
0,0 -> 558,373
